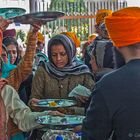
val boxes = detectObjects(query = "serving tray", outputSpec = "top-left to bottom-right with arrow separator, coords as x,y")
34,99 -> 77,109
0,7 -> 26,19
36,115 -> 85,129
10,11 -> 65,24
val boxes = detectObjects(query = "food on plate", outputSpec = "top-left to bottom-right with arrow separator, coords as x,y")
49,101 -> 57,107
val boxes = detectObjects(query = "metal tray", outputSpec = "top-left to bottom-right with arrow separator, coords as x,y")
10,11 -> 65,24
34,99 -> 77,109
0,7 -> 26,19
36,115 -> 85,128
42,130 -> 80,140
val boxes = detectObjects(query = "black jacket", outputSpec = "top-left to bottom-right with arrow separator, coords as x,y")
82,59 -> 140,140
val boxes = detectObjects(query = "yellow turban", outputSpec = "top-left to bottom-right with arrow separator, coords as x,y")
88,33 -> 97,42
96,9 -> 112,25
37,32 -> 44,43
105,7 -> 140,47
61,32 -> 81,48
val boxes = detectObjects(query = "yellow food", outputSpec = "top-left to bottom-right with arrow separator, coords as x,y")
49,101 -> 57,107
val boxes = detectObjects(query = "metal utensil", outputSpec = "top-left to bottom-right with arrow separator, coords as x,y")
34,99 -> 77,109
0,7 -> 26,19
10,11 -> 65,24
36,115 -> 85,129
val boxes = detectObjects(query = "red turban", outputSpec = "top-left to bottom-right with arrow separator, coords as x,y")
3,29 -> 16,39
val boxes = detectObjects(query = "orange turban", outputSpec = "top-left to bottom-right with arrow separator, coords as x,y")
61,32 -> 81,48
96,9 -> 112,25
105,7 -> 140,48
37,32 -> 44,43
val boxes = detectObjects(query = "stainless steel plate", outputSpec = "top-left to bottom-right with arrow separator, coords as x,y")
10,11 -> 65,24
0,7 -> 26,19
36,115 -> 85,127
34,99 -> 77,109
42,130 -> 80,140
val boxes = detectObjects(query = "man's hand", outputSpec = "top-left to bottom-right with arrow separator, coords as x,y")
0,16 -> 13,31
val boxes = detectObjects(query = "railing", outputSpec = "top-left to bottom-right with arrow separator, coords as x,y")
34,0 -> 127,41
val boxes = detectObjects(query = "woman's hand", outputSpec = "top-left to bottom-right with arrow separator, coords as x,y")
29,98 -> 40,106
30,22 -> 42,33
0,16 -> 13,31
47,110 -> 64,116
0,78 -> 8,90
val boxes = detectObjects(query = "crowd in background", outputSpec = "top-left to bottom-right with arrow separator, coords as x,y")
0,6 -> 140,140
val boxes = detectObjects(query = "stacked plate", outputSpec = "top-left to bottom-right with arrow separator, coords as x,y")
0,7 -> 26,19
36,115 -> 85,130
10,11 -> 65,24
0,7 -> 65,24
34,99 -> 77,109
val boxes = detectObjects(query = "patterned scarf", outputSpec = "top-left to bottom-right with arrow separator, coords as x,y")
43,34 -> 91,79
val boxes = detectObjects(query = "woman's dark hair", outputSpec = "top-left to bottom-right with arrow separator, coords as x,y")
2,44 -> 8,55
49,39 -> 64,47
3,37 -> 18,48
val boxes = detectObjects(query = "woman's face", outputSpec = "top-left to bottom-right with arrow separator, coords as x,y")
51,44 -> 68,68
7,44 -> 17,64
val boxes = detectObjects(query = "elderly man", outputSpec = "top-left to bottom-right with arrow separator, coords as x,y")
82,7 -> 140,140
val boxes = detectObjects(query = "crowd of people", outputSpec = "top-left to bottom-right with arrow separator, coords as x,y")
0,6 -> 139,140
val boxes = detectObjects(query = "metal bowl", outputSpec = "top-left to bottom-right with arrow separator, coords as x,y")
10,11 -> 65,24
0,7 -> 26,19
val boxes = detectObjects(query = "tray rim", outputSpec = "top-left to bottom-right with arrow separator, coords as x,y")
10,11 -> 65,19
9,11 -> 65,24
0,7 -> 26,12
33,98 -> 77,108
36,115 -> 85,126
0,7 -> 26,19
